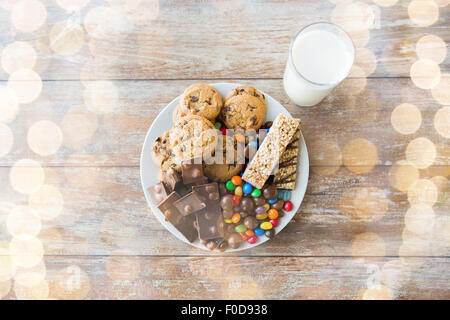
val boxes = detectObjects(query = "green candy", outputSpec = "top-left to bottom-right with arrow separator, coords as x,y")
214,122 -> 222,129
226,180 -> 236,191
235,224 -> 247,233
251,188 -> 261,198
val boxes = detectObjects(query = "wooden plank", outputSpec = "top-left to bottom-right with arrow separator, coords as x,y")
0,166 -> 448,257
0,0 -> 448,81
1,256 -> 449,299
0,78 -> 448,166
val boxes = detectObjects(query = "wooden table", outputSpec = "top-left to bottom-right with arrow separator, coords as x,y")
0,0 -> 449,300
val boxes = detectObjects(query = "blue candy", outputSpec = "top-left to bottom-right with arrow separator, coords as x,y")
282,190 -> 291,201
243,183 -> 253,195
267,197 -> 278,204
254,227 -> 264,236
266,128 -> 270,133
248,140 -> 258,148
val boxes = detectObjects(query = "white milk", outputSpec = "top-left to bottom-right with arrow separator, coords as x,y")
283,23 -> 354,107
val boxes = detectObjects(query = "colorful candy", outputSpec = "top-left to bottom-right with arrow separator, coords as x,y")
267,197 -> 278,204
264,229 -> 275,238
248,140 -> 258,149
255,213 -> 268,220
263,203 -> 270,211
239,232 -> 249,241
235,224 -> 247,233
267,209 -> 278,220
224,219 -> 232,224
270,219 -> 279,227
231,175 -> 242,186
260,221 -> 273,230
231,213 -> 241,223
283,200 -> 293,212
214,122 -> 222,129
226,180 -> 236,191
255,206 -> 267,214
247,235 -> 258,244
254,227 -> 264,236
278,189 -> 291,201
245,230 -> 255,237
234,186 -> 243,196
251,188 -> 261,198
234,133 -> 245,143
243,183 -> 253,195
232,195 -> 240,206
220,127 -> 227,135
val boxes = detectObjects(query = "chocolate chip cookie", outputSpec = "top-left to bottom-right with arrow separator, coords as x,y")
221,94 -> 266,131
203,135 -> 244,182
152,130 -> 181,171
177,83 -> 223,122
224,85 -> 266,106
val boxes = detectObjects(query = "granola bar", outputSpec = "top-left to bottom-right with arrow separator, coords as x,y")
273,120 -> 301,189
242,114 -> 300,189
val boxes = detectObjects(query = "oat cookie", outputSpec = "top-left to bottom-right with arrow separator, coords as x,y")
177,83 -> 223,122
224,85 -> 266,106
203,135 -> 244,182
221,94 -> 266,130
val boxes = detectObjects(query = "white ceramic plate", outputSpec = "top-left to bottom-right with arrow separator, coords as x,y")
140,83 -> 309,251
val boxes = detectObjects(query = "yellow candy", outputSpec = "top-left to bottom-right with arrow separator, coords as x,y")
260,221 -> 273,230
263,203 -> 270,211
234,186 -> 243,197
225,219 -> 232,224
256,213 -> 267,220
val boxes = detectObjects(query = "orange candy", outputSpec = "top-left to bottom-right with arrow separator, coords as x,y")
231,213 -> 241,224
268,209 -> 278,220
231,175 -> 242,186
244,230 -> 255,237
235,133 -> 245,143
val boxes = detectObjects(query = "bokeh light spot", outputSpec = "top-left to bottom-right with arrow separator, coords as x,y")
14,279 -> 49,300
83,81 -> 119,114
28,185 -> 64,221
434,106 -> 450,138
362,285 -> 393,300
0,123 -> 13,159
331,1 -> 375,32
405,203 -> 435,236
11,0 -> 47,32
308,136 -> 342,176
406,137 -> 436,169
390,103 -> 422,135
50,20 -> 85,56
7,205 -> 41,237
410,59 -> 441,89
0,86 -> 19,124
7,69 -> 42,104
56,0 -> 90,11
0,280 -> 11,299
340,187 -> 388,222
1,41 -> 36,74
351,232 -> 386,256
408,0 -> 439,27
10,159 -> 45,195
61,105 -> 98,150
343,138 -> 378,174
431,73 -> 450,105
106,250 -> 141,281
388,161 -> 420,192
84,5 -> 129,40
13,261 -> 46,288
407,179 -> 438,206
372,0 -> 398,7
416,35 -> 447,64
51,265 -> 90,300
27,120 -> 63,156
125,0 -> 159,25
0,247 -> 15,281
354,47 -> 377,76
9,235 -> 44,268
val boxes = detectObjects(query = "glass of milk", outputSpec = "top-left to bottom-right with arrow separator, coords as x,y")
283,22 -> 355,107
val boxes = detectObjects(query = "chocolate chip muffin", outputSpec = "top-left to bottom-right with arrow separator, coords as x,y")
176,83 -> 223,122
221,93 -> 266,131
203,135 -> 244,182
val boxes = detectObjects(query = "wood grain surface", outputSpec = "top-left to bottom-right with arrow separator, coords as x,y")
0,0 -> 448,300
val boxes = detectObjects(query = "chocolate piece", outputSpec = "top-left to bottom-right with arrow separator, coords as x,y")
217,239 -> 228,251
157,192 -> 198,242
173,191 -> 206,216
244,216 -> 258,230
271,198 -> 285,211
240,196 -> 255,213
253,196 -> 266,206
205,239 -> 217,250
162,168 -> 181,192
227,232 -> 242,249
147,182 -> 168,205
192,182 -> 223,240
181,157 -> 205,184
220,195 -> 234,210
263,185 -> 277,200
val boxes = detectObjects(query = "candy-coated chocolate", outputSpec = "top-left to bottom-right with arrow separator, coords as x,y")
243,183 -> 253,195
226,180 -> 236,191
214,122 -> 222,129
243,216 -> 258,230
283,200 -> 293,212
224,219 -> 232,224
268,209 -> 278,219
263,203 -> 270,211
267,197 -> 278,204
255,206 -> 267,214
245,229 -> 255,237
231,213 -> 241,224
231,176 -> 242,186
260,221 -> 273,230
251,188 -> 262,198
239,232 -> 249,241
254,227 -> 264,236
232,195 -> 240,206
270,219 -> 280,227
255,213 -> 268,220
253,197 -> 266,206
234,186 -> 243,197
235,224 -> 247,233
278,189 -> 291,201
264,229 -> 275,238
263,185 -> 277,200
248,140 -> 258,148
271,198 -> 285,211
227,233 -> 241,249
247,235 -> 258,244
234,133 -> 245,143
220,127 -> 227,135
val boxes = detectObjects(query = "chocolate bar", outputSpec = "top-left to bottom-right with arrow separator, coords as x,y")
273,122 -> 301,189
242,114 -> 300,189
147,182 -> 168,205
192,182 -> 224,240
157,191 -> 197,242
181,157 -> 205,184
161,168 -> 181,192
173,191 -> 206,216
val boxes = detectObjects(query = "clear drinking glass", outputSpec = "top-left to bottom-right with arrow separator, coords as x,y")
283,22 -> 355,107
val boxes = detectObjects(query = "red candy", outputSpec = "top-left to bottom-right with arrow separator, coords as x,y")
220,127 -> 227,135
247,235 -> 258,244
239,232 -> 249,241
270,219 -> 280,227
232,195 -> 240,206
283,200 -> 293,212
